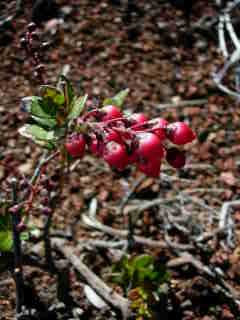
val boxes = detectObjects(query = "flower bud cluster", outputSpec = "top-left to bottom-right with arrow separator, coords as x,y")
20,22 -> 45,82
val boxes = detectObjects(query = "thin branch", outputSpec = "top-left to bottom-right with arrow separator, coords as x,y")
167,252 -> 240,309
52,238 -> 130,319
219,15 -> 228,58
77,239 -> 127,250
0,0 -> 23,30
214,1 -> 240,98
213,75 -> 240,98
30,151 -> 59,185
195,227 -> 225,243
118,175 -> 146,215
10,178 -> 24,315
155,99 -> 207,111
219,200 -> 240,229
219,200 -> 240,246
82,214 -> 193,251
43,215 -> 55,271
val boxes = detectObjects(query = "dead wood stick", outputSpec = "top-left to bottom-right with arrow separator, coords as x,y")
82,214 -> 194,251
77,239 -> 127,250
118,175 -> 146,215
219,200 -> 240,246
52,238 -> 130,319
195,227 -> 225,243
123,198 -> 175,215
155,99 -> 207,110
219,200 -> 240,230
167,252 -> 240,307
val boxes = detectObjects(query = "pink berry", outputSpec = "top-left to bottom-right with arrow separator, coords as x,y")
105,130 -> 123,144
101,105 -> 122,122
65,134 -> 86,158
89,131 -> 122,156
89,139 -> 98,155
166,148 -> 186,169
130,113 -> 148,130
136,133 -> 164,161
167,122 -> 196,145
137,157 -> 161,178
103,141 -> 129,171
152,118 -> 168,140
89,135 -> 103,156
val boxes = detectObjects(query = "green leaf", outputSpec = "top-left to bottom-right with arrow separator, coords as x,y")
67,94 -> 88,120
103,89 -> 129,108
19,124 -> 55,141
54,127 -> 67,139
34,140 -> 56,149
0,231 -> 12,251
31,96 -> 51,118
60,75 -> 74,106
0,214 -> 13,252
31,116 -> 57,128
0,214 -> 11,231
29,227 -> 41,239
20,232 -> 29,241
21,96 -> 41,113
31,97 -> 57,125
21,96 -> 58,128
40,85 -> 65,106
133,255 -> 154,270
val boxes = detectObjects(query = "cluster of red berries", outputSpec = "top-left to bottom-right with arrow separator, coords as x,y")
65,105 -> 196,178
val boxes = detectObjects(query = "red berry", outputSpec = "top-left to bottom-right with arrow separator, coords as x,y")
103,141 -> 129,171
89,135 -> 103,156
167,122 -> 196,145
166,148 -> 186,169
137,157 -> 161,178
136,133 -> 164,161
105,130 -> 123,144
130,113 -> 148,130
152,118 -> 168,140
65,134 -> 86,158
101,105 -> 122,122
89,139 -> 99,155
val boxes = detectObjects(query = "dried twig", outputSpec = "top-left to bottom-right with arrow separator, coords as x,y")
214,1 -> 240,98
82,212 -> 193,251
155,99 -> 207,110
118,175 -> 146,215
219,200 -> 240,229
77,239 -> 127,250
0,0 -> 23,31
52,238 -> 130,319
195,227 -> 225,243
167,252 -> 240,309
219,200 -> 240,246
